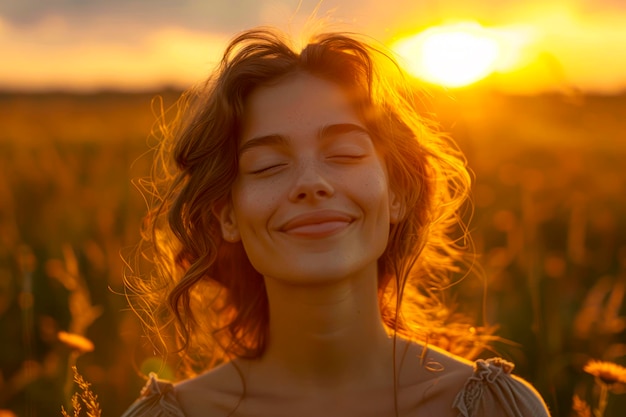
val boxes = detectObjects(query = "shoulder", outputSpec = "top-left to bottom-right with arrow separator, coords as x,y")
120,363 -> 242,417
120,373 -> 185,417
173,362 -> 245,417
400,343 -> 551,417
451,357 -> 550,417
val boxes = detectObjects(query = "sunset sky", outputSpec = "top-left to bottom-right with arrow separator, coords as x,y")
2,0 -> 626,94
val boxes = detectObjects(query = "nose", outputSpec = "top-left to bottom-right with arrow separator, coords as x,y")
288,158 -> 335,202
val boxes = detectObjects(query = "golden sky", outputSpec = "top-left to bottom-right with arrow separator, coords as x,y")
2,0 -> 626,94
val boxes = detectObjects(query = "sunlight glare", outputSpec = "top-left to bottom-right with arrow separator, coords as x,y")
393,22 -> 531,88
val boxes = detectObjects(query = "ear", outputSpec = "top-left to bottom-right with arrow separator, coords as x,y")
212,199 -> 241,242
389,189 -> 405,225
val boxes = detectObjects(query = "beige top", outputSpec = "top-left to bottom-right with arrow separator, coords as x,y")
120,358 -> 550,417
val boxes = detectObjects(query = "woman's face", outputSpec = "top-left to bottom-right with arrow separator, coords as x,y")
217,72 -> 402,285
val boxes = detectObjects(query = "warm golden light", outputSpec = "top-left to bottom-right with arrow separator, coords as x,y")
392,22 -> 532,88
1,7 -> 626,93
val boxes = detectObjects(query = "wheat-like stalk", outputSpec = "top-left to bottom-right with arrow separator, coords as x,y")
60,366 -> 102,417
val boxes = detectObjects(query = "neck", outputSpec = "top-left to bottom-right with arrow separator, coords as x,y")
252,267 -> 395,392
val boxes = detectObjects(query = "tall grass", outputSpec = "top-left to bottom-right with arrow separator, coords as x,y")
0,89 -> 624,416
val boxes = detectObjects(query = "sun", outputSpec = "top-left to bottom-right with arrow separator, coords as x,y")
392,22 -> 528,88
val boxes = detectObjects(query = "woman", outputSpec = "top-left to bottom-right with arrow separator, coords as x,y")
121,27 -> 550,417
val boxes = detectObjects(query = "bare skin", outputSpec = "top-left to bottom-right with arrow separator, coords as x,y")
173,73 -> 476,417
175,339 -> 475,417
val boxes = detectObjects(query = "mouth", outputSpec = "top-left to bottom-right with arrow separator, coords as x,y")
279,210 -> 354,238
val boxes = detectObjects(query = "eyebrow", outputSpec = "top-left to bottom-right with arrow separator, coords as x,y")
319,123 -> 370,139
238,133 -> 288,156
238,123 -> 370,155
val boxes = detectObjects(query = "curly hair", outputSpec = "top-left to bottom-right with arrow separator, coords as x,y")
125,27 -> 488,377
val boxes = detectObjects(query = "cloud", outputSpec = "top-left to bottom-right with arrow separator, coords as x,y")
1,0 -> 626,92
0,0 -> 290,31
0,15 -> 230,91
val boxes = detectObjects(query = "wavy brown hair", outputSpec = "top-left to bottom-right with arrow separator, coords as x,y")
125,27 -> 490,377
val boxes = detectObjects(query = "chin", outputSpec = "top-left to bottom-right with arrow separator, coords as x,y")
262,256 -> 379,286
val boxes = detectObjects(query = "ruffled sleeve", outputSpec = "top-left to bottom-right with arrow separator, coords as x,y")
453,358 -> 550,417
120,373 -> 186,417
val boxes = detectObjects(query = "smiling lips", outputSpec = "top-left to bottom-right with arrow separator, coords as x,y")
279,210 -> 354,238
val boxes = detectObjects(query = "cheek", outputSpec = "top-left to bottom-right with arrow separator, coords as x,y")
358,166 -> 393,219
231,179 -> 281,234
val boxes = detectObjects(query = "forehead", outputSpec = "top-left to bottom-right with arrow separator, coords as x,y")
240,72 -> 364,143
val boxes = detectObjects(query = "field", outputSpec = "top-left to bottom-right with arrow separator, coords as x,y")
0,88 -> 625,416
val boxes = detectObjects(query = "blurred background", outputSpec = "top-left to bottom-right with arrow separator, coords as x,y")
1,1 -> 625,416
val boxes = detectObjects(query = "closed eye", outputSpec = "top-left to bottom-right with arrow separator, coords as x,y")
250,163 -> 288,175
328,154 -> 367,162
